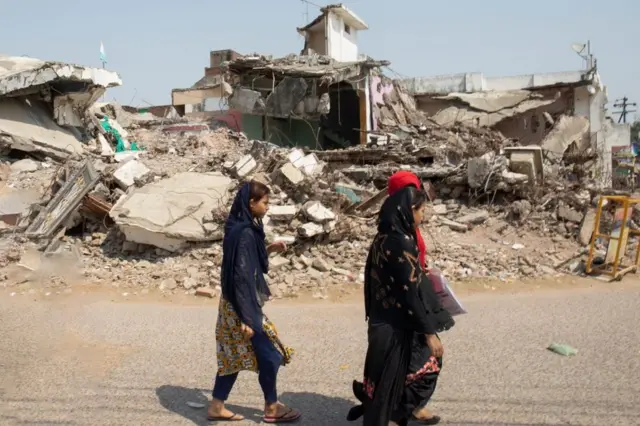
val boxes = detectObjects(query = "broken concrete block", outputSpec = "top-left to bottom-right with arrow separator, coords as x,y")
160,278 -> 178,291
293,153 -> 323,177
270,255 -> 289,271
114,150 -> 141,163
467,152 -> 494,188
432,204 -> 448,215
288,148 -> 305,164
557,204 -> 583,224
269,205 -> 298,221
298,222 -> 324,238
233,154 -> 257,178
439,217 -> 468,232
109,172 -> 232,252
579,209 -> 597,245
323,220 -> 337,233
457,210 -> 489,225
312,257 -> 331,272
303,201 -> 335,223
298,255 -> 313,267
10,158 -> 39,173
279,162 -> 304,186
0,189 -> 40,226
273,235 -> 296,244
195,287 -> 216,298
113,160 -> 150,189
0,98 -> 86,161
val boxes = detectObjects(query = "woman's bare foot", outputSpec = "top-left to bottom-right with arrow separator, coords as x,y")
264,402 -> 301,423
207,399 -> 245,421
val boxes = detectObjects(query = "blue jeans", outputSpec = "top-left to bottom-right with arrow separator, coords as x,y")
212,331 -> 282,404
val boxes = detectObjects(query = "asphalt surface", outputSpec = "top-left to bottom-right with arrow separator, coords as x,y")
1,286 -> 639,426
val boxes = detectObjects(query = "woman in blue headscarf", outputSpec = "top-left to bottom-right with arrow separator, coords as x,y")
207,180 -> 301,423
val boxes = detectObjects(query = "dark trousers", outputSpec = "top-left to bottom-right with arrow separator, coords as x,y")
212,331 -> 282,404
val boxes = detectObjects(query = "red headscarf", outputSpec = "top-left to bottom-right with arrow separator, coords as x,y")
388,171 -> 427,270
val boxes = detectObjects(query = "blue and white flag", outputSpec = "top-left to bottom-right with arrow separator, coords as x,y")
100,41 -> 107,64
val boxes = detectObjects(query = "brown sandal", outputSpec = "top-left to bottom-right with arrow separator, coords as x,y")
207,413 -> 244,422
263,407 -> 301,423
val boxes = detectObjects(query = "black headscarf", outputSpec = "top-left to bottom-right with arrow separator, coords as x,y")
364,186 -> 454,333
220,183 -> 271,318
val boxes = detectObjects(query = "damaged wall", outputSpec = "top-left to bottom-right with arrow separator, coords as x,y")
493,88 -> 573,145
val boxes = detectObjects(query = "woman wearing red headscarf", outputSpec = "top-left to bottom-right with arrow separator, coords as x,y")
388,171 -> 428,270
348,172 -> 447,425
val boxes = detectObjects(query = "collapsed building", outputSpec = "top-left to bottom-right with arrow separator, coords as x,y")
1,5 -> 636,297
401,66 -> 632,187
0,55 -> 122,160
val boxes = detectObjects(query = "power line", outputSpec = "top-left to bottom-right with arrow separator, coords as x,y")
613,96 -> 637,124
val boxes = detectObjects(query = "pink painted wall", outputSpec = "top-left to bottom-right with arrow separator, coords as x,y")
370,76 -> 394,130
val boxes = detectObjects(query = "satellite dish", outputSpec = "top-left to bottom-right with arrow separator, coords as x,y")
571,43 -> 586,54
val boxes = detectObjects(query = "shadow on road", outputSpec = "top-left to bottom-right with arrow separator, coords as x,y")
156,385 -> 260,425
156,385 -> 355,425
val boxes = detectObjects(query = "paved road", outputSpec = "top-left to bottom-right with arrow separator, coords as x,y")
1,287 -> 640,426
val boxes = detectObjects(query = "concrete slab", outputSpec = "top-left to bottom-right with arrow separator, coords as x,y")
0,189 -> 41,225
109,172 -> 233,252
0,98 -> 85,160
113,160 -> 150,189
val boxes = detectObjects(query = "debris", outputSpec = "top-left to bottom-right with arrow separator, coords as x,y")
195,287 -> 216,298
579,209 -> 597,246
298,222 -> 324,237
303,201 -> 335,223
10,159 -> 39,173
312,257 -> 331,272
547,343 -> 578,356
186,402 -> 206,409
278,162 -> 304,186
26,160 -> 100,238
233,154 -> 257,178
457,210 -> 490,225
557,203 -> 584,224
270,256 -> 289,271
541,115 -> 590,160
113,160 -> 150,189
0,189 -> 40,226
438,217 -> 468,233
160,278 -> 177,291
269,205 -> 298,221
110,172 -> 232,252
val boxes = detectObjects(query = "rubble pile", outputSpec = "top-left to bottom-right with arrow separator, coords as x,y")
0,114 -> 601,297
0,55 -> 620,298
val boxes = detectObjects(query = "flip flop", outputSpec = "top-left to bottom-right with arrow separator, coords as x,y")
206,413 -> 244,422
263,407 -> 301,424
412,415 -> 441,425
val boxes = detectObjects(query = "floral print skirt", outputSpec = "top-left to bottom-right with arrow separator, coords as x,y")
216,298 -> 294,376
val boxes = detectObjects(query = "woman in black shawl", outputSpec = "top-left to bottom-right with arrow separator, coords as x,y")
207,181 -> 301,423
350,186 -> 455,426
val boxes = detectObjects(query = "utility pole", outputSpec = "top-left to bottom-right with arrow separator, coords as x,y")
613,97 -> 637,124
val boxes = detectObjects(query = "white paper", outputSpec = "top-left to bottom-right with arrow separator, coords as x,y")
428,268 -> 467,316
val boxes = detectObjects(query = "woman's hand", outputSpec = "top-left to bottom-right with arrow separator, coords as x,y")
425,334 -> 444,358
267,242 -> 287,254
240,323 -> 254,339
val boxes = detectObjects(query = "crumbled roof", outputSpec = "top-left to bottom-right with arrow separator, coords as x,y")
0,55 -> 122,97
224,54 -> 388,81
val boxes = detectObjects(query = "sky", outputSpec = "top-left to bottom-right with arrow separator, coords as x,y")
1,0 -> 638,122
